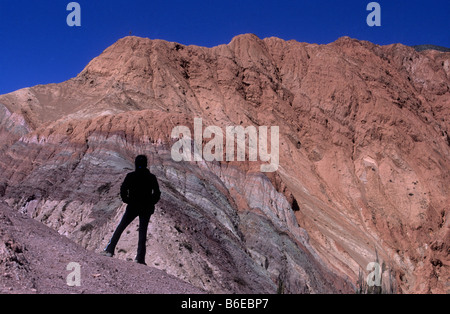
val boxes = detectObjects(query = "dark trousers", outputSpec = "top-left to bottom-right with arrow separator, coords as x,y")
105,205 -> 152,263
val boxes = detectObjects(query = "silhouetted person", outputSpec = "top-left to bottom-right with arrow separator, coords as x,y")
102,155 -> 161,265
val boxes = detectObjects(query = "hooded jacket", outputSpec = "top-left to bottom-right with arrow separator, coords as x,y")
120,167 -> 161,211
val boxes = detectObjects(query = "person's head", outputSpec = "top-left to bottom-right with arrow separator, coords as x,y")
135,155 -> 148,170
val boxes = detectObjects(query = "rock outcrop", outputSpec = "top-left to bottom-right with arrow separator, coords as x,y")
0,34 -> 448,293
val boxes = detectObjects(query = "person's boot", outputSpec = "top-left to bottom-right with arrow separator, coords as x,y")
134,258 -> 147,265
100,250 -> 113,257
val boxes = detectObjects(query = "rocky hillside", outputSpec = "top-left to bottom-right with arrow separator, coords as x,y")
0,34 -> 448,293
0,202 -> 204,294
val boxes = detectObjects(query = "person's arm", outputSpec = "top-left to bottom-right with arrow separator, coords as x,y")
151,175 -> 161,205
120,174 -> 131,204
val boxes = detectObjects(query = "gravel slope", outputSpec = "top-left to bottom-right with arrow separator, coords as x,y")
0,202 -> 205,294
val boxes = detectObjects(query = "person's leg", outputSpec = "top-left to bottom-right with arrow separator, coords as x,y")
135,210 -> 152,264
104,206 -> 138,255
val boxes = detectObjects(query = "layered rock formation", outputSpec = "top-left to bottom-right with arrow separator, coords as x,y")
0,34 -> 448,293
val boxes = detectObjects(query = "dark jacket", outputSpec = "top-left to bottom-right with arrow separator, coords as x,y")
120,168 -> 161,211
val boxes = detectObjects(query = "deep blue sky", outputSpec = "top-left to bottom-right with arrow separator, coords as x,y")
0,0 -> 449,95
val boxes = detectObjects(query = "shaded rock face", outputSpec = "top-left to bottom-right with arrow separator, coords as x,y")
0,34 -> 448,293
